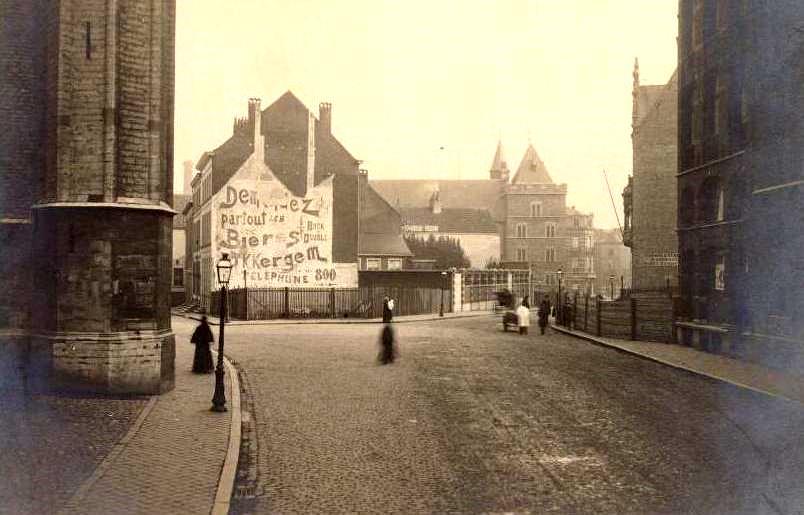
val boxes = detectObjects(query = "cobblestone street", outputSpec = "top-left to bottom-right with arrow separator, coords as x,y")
193,316 -> 804,514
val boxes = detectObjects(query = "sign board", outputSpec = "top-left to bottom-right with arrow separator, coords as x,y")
212,175 -> 357,288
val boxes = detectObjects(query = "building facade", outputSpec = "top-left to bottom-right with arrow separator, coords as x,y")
624,60 -> 679,290
399,190 -> 500,268
1,0 -> 177,394
594,228 -> 632,298
372,141 -> 596,294
677,0 -> 804,363
502,144 -> 596,294
185,93 -> 409,308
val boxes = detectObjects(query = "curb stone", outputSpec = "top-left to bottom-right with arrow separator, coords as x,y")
552,324 -> 804,405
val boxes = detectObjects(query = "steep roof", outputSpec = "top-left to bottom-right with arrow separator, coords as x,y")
634,69 -> 678,129
358,232 -> 413,256
196,90 -> 360,199
511,144 -> 553,184
172,194 -> 191,229
400,207 -> 498,234
370,180 -> 503,211
489,140 -> 508,172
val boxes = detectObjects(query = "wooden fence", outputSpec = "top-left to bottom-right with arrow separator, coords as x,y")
206,286 -> 451,320
564,291 -> 674,343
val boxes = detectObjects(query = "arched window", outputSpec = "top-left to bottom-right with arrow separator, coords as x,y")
516,248 -> 527,261
545,247 -> 556,262
530,202 -> 542,217
699,177 -> 724,223
545,223 -> 556,238
680,186 -> 697,227
515,223 -> 527,238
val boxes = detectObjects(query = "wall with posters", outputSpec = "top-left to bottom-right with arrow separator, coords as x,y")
211,156 -> 357,288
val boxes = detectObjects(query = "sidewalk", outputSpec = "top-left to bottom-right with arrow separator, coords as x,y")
553,325 -> 804,405
172,308 -> 496,326
58,340 -> 240,515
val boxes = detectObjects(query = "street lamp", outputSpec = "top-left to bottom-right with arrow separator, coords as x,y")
557,268 -> 563,325
211,253 -> 232,413
609,275 -> 615,300
439,270 -> 447,317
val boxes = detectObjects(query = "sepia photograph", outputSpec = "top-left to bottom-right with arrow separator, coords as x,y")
1,0 -> 802,513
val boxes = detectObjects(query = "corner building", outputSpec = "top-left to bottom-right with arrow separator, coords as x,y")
624,60 -> 678,290
0,0 -> 177,394
502,144 -> 596,294
677,0 -> 804,364
186,93 -> 409,308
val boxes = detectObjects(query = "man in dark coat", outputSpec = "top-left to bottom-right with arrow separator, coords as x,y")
538,296 -> 551,335
191,316 -> 214,373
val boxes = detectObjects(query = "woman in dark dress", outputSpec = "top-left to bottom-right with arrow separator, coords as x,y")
382,296 -> 394,323
191,316 -> 214,373
378,323 -> 397,365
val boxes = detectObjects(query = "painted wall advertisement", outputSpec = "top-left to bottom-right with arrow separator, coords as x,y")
212,175 -> 357,288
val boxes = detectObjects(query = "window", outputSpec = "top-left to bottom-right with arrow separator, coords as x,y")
85,22 -> 92,59
516,248 -> 527,262
714,256 -> 725,291
716,183 -> 725,221
173,267 -> 184,287
691,84 -> 703,146
387,258 -> 402,271
741,85 -> 749,125
714,76 -> 725,136
515,223 -> 527,238
572,237 -> 579,248
545,247 -> 556,262
545,223 -> 556,238
544,273 -> 554,286
530,202 -> 542,217
573,217 -> 580,228
365,258 -> 381,271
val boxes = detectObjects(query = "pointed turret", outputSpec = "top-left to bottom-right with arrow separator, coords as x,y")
489,140 -> 509,181
511,143 -> 553,184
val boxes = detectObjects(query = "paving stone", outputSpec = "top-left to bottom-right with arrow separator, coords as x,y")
223,317 -> 804,514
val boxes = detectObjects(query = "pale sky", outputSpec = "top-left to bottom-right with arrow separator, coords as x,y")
175,0 -> 678,229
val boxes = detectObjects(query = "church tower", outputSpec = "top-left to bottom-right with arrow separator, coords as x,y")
489,140 -> 510,181
6,0 -> 178,394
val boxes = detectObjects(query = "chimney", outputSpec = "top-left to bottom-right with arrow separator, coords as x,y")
248,98 -> 263,160
319,102 -> 332,135
182,160 -> 193,194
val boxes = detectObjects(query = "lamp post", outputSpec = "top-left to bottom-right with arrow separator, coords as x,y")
609,275 -> 615,300
211,253 -> 232,413
439,270 -> 447,317
557,268 -> 563,325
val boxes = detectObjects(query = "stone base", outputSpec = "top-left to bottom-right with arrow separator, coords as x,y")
31,330 -> 175,395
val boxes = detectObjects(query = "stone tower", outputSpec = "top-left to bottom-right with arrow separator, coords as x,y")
1,0 -> 177,394
489,140 -> 509,181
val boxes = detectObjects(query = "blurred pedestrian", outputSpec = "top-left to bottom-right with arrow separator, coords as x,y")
515,300 -> 530,335
382,295 -> 394,323
378,323 -> 397,365
191,315 -> 214,374
538,296 -> 550,335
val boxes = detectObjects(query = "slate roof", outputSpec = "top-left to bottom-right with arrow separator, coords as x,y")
511,143 -> 553,184
172,194 -> 191,229
359,232 -> 413,256
489,140 -> 508,172
400,207 -> 498,234
196,90 -> 357,199
370,179 -> 504,215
